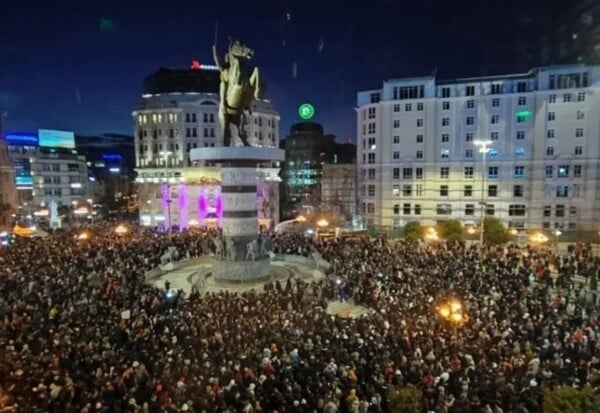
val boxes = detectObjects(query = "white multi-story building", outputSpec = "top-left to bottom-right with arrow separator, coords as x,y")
357,64 -> 600,232
133,64 -> 281,230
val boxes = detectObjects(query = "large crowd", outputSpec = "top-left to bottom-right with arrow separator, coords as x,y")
1,224 -> 600,413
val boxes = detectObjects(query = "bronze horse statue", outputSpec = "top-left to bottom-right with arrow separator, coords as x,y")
213,39 -> 260,147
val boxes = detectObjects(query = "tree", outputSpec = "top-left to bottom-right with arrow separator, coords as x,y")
403,221 -> 422,241
483,217 -> 511,245
437,219 -> 464,241
388,387 -> 422,413
544,386 -> 600,413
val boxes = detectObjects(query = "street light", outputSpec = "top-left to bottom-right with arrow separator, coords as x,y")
437,298 -> 469,340
317,218 -> 329,228
473,140 -> 492,245
115,224 -> 128,235
159,151 -> 173,234
296,215 -> 307,223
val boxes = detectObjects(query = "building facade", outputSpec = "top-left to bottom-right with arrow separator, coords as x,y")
357,64 -> 600,232
0,134 -> 17,231
321,163 -> 357,221
133,64 -> 281,230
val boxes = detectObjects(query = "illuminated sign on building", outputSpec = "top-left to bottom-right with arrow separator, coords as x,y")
38,129 -> 75,149
298,103 -> 315,120
5,133 -> 38,145
102,153 -> 122,161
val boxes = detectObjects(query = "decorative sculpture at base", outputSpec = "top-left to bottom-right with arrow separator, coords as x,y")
213,39 -> 260,147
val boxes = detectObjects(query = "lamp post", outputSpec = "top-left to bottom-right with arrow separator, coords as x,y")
159,151 -> 173,234
473,140 -> 492,245
437,299 -> 468,341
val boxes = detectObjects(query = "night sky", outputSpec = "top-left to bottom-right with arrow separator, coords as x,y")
0,0 -> 571,141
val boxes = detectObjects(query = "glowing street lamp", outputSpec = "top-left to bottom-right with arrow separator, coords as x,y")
529,232 -> 549,244
317,218 -> 329,228
296,215 -> 307,223
424,227 -> 440,242
473,140 -> 492,245
437,298 -> 468,339
467,227 -> 476,235
77,232 -> 90,240
115,224 -> 128,235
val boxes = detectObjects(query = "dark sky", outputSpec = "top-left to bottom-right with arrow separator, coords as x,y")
0,0 -> 570,141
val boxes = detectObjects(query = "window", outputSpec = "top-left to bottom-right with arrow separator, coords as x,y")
405,103 -> 412,112
415,184 -> 423,197
465,204 -> 475,215
573,184 -> 581,198
574,165 -> 582,178
367,185 -> 375,197
403,168 -> 412,179
546,146 -> 554,156
576,128 -> 584,138
489,148 -> 499,159
516,131 -> 525,140
368,107 -> 376,118
465,149 -> 473,158
464,185 -> 473,197
556,185 -> 569,197
548,112 -> 555,121
576,110 -> 585,120
466,133 -> 473,142
442,118 -> 450,126
393,135 -> 400,144
518,96 -> 527,106
440,167 -> 449,179
465,85 -> 475,96
555,205 -> 565,217
403,185 -> 412,196
437,204 -> 452,215
368,153 -> 375,164
549,94 -> 556,103
515,147 -> 525,157
513,185 -> 523,197
417,102 -> 423,111
393,151 -> 400,160
442,101 -> 450,110
440,149 -> 450,159
393,168 -> 400,179
563,93 -> 571,102
367,137 -> 376,148
488,167 -> 498,178
575,146 -> 583,156
191,113 -> 197,122
491,115 -> 500,124
415,168 -> 423,179
403,203 -> 411,215
393,204 -> 400,215
367,203 -> 375,213
393,104 -> 400,112
543,206 -> 551,217
368,168 -> 376,179
486,204 -> 495,216
441,133 -> 449,143
490,132 -> 499,141
490,84 -> 502,94
467,99 -> 475,108
517,82 -> 527,92
514,166 -> 524,178
416,134 -> 423,143
547,129 -> 555,139
416,150 -> 423,159
545,166 -> 553,178
516,115 -> 527,123
464,166 -> 473,179
414,204 -> 421,215
417,119 -> 424,127
577,92 -> 586,102
441,87 -> 451,98
488,185 -> 498,197
509,204 -> 526,216
492,98 -> 500,107
392,185 -> 400,196
466,116 -> 474,125
557,165 -> 569,178
369,122 -> 377,133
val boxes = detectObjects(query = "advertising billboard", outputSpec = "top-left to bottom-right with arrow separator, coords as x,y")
4,133 -> 38,146
38,129 -> 75,149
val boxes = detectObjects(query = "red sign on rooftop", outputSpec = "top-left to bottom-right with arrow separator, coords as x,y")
190,60 -> 201,70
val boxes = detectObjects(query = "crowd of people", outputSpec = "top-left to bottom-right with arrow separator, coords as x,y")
1,224 -> 600,413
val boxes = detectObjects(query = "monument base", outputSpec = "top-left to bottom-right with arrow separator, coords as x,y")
212,257 -> 271,282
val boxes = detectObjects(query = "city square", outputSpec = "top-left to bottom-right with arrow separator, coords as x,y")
1,1 -> 600,412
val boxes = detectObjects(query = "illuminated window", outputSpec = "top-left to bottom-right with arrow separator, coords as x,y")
514,166 -> 524,178
440,149 -> 450,159
557,165 -> 569,178
515,147 -> 525,157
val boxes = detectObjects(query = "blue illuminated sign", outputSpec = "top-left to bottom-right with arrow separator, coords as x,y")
38,129 -> 75,149
16,176 -> 33,186
102,153 -> 122,161
5,133 -> 38,145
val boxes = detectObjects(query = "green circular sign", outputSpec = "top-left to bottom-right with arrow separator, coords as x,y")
298,103 -> 315,120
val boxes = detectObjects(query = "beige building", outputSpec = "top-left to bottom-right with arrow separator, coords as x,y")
321,163 -> 357,221
357,64 -> 600,232
0,136 -> 17,231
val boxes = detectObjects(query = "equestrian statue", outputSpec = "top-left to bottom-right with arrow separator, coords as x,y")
213,39 -> 260,147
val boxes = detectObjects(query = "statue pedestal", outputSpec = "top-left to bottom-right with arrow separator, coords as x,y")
190,147 -> 285,282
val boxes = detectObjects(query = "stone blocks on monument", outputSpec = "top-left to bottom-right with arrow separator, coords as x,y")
211,256 -> 271,282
